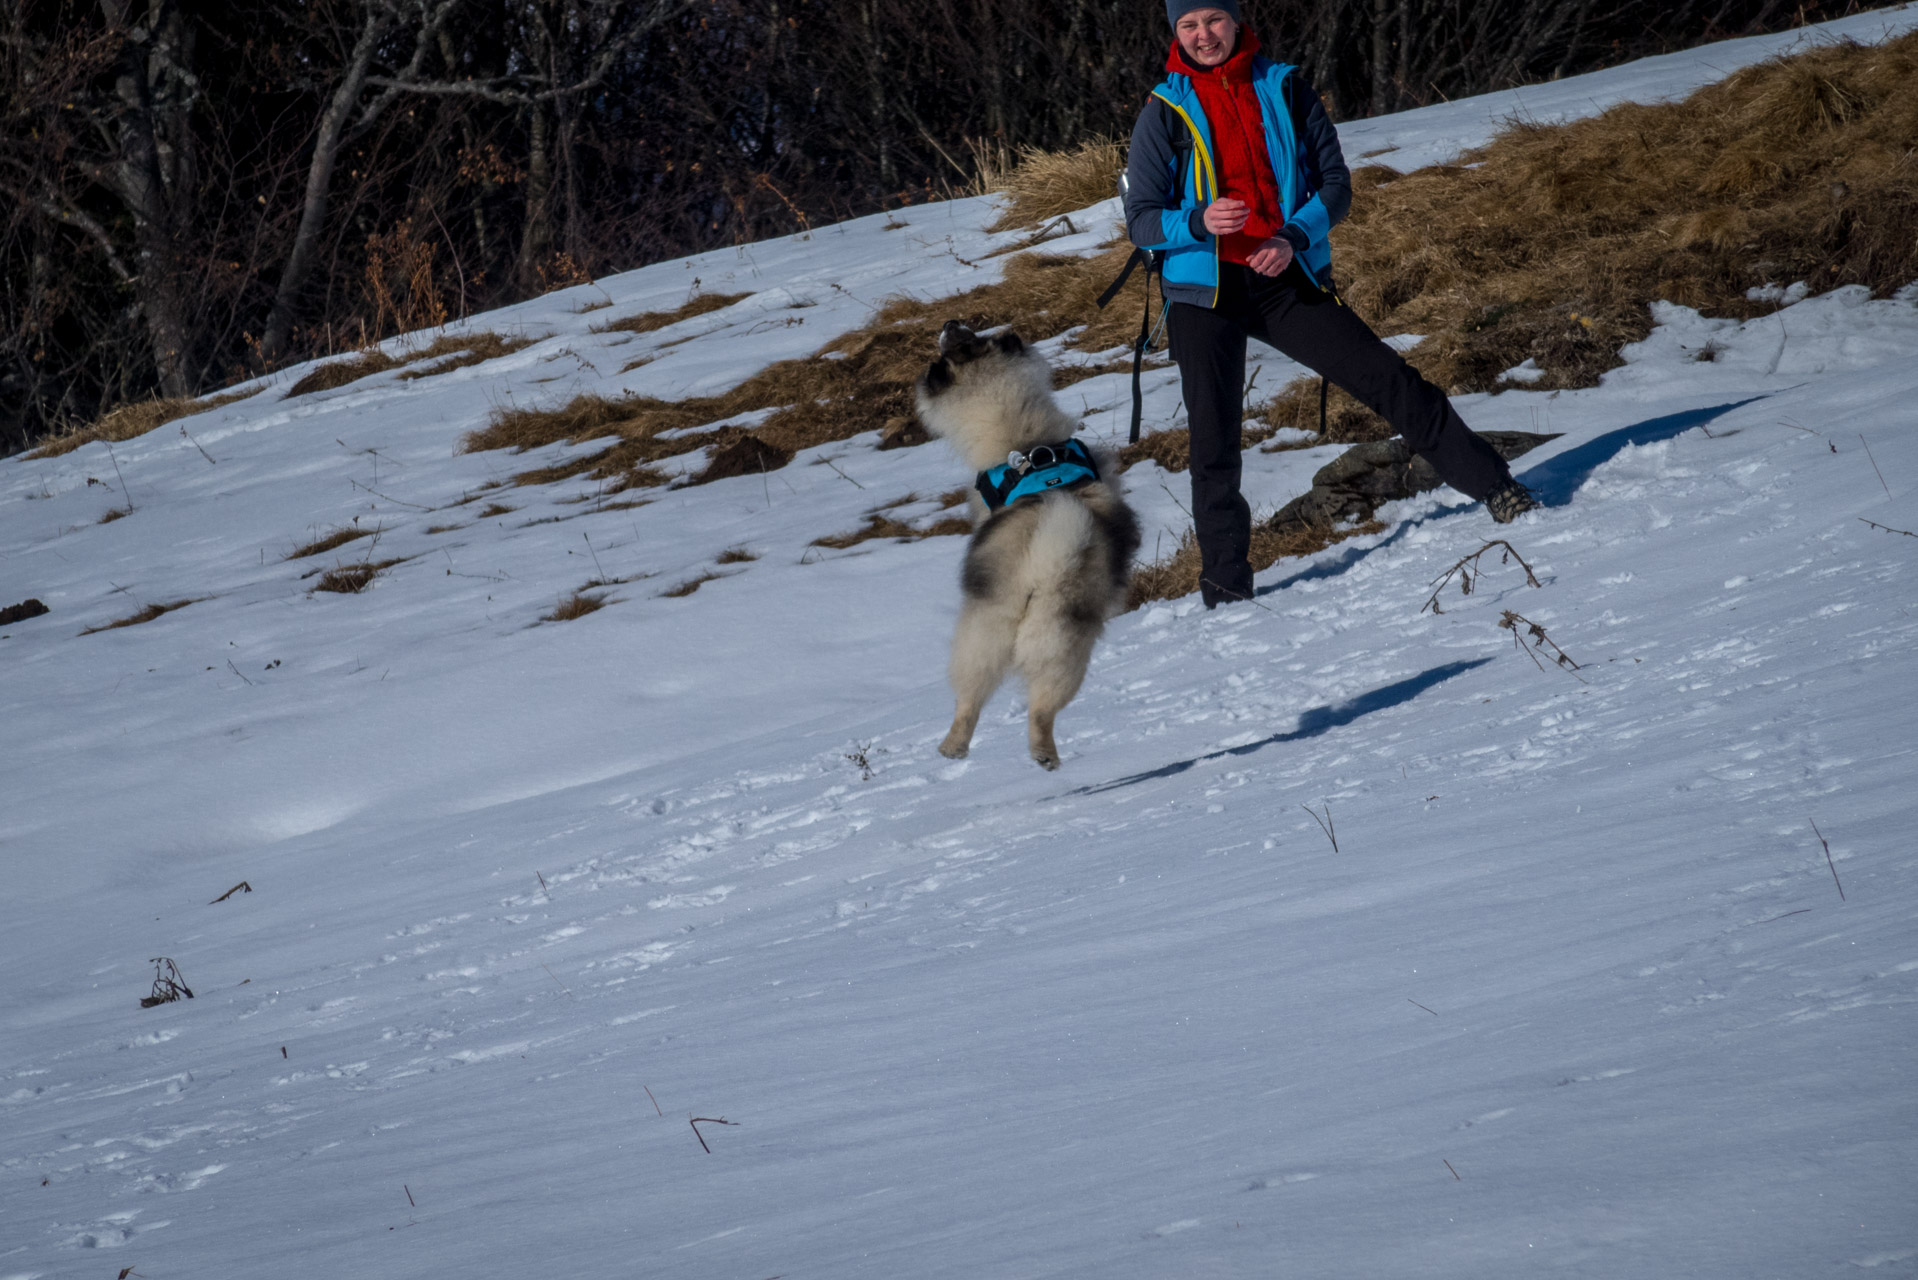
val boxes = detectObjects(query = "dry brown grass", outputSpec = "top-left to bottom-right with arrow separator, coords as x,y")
99,506 -> 131,523
660,571 -> 723,598
544,589 -> 608,621
1126,519 -> 1386,610
30,389 -> 260,458
286,331 -> 537,396
286,350 -> 401,397
989,138 -> 1125,231
715,547 -> 759,564
396,332 -> 538,379
287,525 -> 373,559
1335,33 -> 1918,393
80,598 -> 197,634
593,292 -> 752,335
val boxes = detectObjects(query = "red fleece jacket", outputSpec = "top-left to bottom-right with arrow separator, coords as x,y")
1169,28 -> 1284,266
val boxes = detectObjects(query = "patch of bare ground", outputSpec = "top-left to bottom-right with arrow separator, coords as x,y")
287,525 -> 374,559
286,331 -> 539,396
79,598 -> 199,634
1127,519 -> 1387,610
544,589 -> 609,621
593,292 -> 752,335
313,559 -> 404,594
30,388 -> 261,458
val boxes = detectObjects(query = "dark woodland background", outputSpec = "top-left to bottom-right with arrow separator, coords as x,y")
0,0 -> 1873,454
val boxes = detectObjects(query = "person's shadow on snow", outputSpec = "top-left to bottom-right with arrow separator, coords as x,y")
1518,396 -> 1767,506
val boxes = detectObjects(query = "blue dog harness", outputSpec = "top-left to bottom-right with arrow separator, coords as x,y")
975,438 -> 1101,511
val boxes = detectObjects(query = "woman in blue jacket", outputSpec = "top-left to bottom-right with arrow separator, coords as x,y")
1125,0 -> 1537,607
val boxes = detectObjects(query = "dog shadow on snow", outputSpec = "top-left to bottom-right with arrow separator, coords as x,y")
1254,396 -> 1767,598
1067,657 -> 1492,796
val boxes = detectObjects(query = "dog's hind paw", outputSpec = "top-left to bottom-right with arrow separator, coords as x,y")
1031,752 -> 1059,771
938,739 -> 970,760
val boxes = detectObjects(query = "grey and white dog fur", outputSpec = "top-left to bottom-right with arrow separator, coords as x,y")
915,320 -> 1141,769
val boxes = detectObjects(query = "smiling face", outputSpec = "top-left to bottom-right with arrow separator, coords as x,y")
1174,8 -> 1239,67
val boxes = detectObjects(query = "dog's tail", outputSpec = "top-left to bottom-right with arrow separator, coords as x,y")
1022,494 -> 1116,625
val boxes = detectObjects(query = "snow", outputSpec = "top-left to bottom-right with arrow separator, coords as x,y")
5,15 -> 1917,1278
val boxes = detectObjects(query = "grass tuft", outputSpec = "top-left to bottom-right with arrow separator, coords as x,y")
313,559 -> 402,594
544,590 -> 609,621
80,598 -> 197,634
593,292 -> 752,335
286,331 -> 537,396
30,389 -> 259,458
660,572 -> 722,598
988,138 -> 1125,231
287,526 -> 373,559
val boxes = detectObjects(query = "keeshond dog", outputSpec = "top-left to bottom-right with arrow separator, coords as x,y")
915,321 -> 1140,769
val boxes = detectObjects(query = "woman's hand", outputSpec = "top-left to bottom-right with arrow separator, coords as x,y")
1201,198 -> 1250,236
1247,236 -> 1294,277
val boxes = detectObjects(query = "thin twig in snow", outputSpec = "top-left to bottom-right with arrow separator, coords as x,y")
1810,819 -> 1845,901
690,1117 -> 737,1153
1444,1160 -> 1461,1181
1302,803 -> 1337,852
180,425 -> 217,464
1859,518 -> 1916,538
1408,999 -> 1437,1016
1860,435 -> 1892,500
644,1085 -> 662,1116
823,457 -> 865,490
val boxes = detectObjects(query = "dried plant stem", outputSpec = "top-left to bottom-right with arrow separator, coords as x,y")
1810,819 -> 1845,901
1302,802 -> 1337,852
1859,518 -> 1916,538
1498,610 -> 1584,680
644,1085 -> 662,1116
1423,540 -> 1540,614
1444,1160 -> 1461,1181
209,881 -> 252,903
690,1117 -> 738,1153
1859,435 -> 1892,500
1408,999 -> 1438,1016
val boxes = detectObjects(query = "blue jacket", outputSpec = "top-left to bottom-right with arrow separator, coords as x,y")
1123,60 -> 1351,307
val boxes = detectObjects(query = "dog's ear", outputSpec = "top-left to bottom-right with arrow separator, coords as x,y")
992,331 -> 1025,358
920,356 -> 955,395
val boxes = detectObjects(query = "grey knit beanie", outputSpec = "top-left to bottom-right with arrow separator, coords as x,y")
1166,0 -> 1241,27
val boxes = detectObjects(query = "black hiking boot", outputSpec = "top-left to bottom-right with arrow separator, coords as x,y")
1485,478 -> 1539,524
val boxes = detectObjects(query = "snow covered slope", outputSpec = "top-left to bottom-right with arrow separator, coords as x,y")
4,17 -> 1917,1279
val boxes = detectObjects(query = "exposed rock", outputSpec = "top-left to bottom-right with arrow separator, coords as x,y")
0,598 -> 50,626
1265,431 -> 1560,534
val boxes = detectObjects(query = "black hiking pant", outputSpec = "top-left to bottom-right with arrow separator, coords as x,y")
1168,262 -> 1513,606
